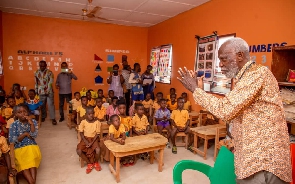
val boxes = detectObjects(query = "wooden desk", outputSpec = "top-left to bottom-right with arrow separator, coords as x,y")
104,133 -> 167,183
189,111 -> 200,127
191,124 -> 226,160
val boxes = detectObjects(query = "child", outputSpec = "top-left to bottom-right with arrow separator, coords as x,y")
9,104 -> 41,184
166,88 -> 176,101
6,106 -> 17,131
0,135 -> 17,183
181,92 -> 191,112
69,92 -> 81,123
14,89 -> 26,105
77,96 -> 88,123
25,89 -> 43,122
117,101 -> 132,136
97,89 -> 106,103
86,91 -> 96,107
170,97 -> 193,154
142,93 -> 153,120
167,94 -> 177,112
106,96 -> 119,120
4,97 -> 16,121
152,92 -> 163,114
9,83 -> 27,99
154,99 -> 172,148
94,97 -> 106,122
106,90 -> 115,105
132,104 -> 149,136
76,106 -> 102,174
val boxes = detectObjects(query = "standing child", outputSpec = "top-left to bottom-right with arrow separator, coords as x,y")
132,104 -> 149,136
86,91 -> 96,107
25,89 -> 43,123
94,97 -> 106,122
69,92 -> 81,123
166,88 -> 176,101
77,106 -> 102,174
154,99 -> 172,148
117,102 -> 132,136
14,89 -> 27,105
97,89 -> 106,103
77,96 -> 88,124
142,93 -> 153,122
9,104 -> 41,184
181,92 -> 192,112
106,97 -> 119,120
167,94 -> 177,112
152,92 -> 163,115
170,97 -> 193,154
106,90 -> 115,105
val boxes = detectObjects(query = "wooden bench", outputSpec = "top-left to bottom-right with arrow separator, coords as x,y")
104,133 -> 167,183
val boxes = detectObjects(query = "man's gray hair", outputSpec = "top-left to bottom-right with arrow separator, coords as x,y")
224,37 -> 250,61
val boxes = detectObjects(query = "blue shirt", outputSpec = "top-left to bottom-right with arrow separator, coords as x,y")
154,108 -> 171,121
9,119 -> 38,149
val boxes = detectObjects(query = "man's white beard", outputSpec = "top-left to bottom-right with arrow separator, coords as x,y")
225,61 -> 239,78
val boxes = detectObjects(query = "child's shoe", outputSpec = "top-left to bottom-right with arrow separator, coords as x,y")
93,162 -> 102,171
172,146 -> 177,154
86,163 -> 94,174
166,142 -> 171,149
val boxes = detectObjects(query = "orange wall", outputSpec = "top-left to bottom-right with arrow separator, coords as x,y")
2,13 -> 148,110
148,0 -> 295,110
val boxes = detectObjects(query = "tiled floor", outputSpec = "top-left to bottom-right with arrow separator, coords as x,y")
24,117 -> 216,184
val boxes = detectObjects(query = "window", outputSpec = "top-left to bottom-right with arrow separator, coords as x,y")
150,44 -> 172,84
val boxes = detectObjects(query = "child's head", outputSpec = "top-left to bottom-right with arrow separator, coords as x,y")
96,97 -> 103,107
81,96 -> 88,106
108,90 -> 114,98
85,106 -> 95,121
110,114 -> 120,129
14,89 -> 21,98
170,88 -> 176,95
74,92 -> 80,100
15,104 -> 29,121
170,94 -> 176,102
160,99 -> 167,109
134,63 -> 141,73
97,89 -> 104,97
112,64 -> 119,76
12,83 -> 21,92
135,103 -> 144,116
145,93 -> 151,100
181,92 -> 188,102
7,96 -> 16,107
28,89 -> 36,100
177,97 -> 184,109
156,92 -> 163,101
86,91 -> 91,100
111,96 -> 118,105
117,102 -> 126,115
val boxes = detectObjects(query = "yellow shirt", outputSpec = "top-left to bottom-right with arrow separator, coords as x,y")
132,114 -> 149,132
183,100 -> 191,110
171,109 -> 189,127
77,105 -> 86,117
152,101 -> 161,111
6,118 -> 14,129
4,107 -> 13,119
109,124 -> 125,139
15,97 -> 24,105
167,101 -> 177,111
142,99 -> 153,109
87,99 -> 96,106
71,99 -> 81,111
119,116 -> 132,131
0,136 -> 9,156
94,106 -> 106,120
78,119 -> 101,138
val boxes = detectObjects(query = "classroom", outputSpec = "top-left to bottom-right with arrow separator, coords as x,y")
0,0 -> 294,183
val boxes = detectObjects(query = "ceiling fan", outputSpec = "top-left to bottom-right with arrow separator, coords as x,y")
59,0 -> 109,21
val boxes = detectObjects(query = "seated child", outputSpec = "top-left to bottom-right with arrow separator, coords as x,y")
142,93 -> 153,122
117,101 -> 132,136
77,96 -> 88,124
170,97 -> 194,154
97,89 -> 106,103
94,97 -> 106,122
86,91 -> 96,107
152,92 -> 163,115
219,121 -> 234,152
106,90 -> 115,105
167,94 -> 177,112
132,104 -> 149,136
69,92 -> 81,123
6,106 -> 17,131
14,89 -> 26,105
166,87 -> 176,101
76,106 -> 102,174
9,83 -> 27,100
106,96 -> 119,120
4,97 -> 16,121
25,89 -> 43,121
181,92 -> 191,112
0,135 -> 16,183
154,99 -> 172,148
9,104 -> 41,184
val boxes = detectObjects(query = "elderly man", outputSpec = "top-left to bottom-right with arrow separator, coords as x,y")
35,60 -> 57,125
178,37 -> 291,184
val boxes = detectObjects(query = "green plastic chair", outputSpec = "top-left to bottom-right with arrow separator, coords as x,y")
173,146 -> 236,184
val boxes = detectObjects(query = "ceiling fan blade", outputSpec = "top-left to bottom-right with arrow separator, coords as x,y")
88,6 -> 101,15
59,12 -> 81,16
96,16 -> 110,21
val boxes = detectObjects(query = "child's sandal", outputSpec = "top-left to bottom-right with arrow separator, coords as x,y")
128,158 -> 135,166
187,146 -> 194,153
121,160 -> 129,167
93,162 -> 102,171
86,164 -> 94,174
172,146 -> 177,154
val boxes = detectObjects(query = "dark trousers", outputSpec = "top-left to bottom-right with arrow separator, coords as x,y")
124,89 -> 131,115
59,93 -> 72,119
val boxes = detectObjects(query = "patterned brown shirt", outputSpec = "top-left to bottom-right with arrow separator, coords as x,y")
193,61 -> 291,182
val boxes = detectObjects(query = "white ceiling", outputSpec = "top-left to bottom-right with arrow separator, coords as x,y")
0,0 -> 210,27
